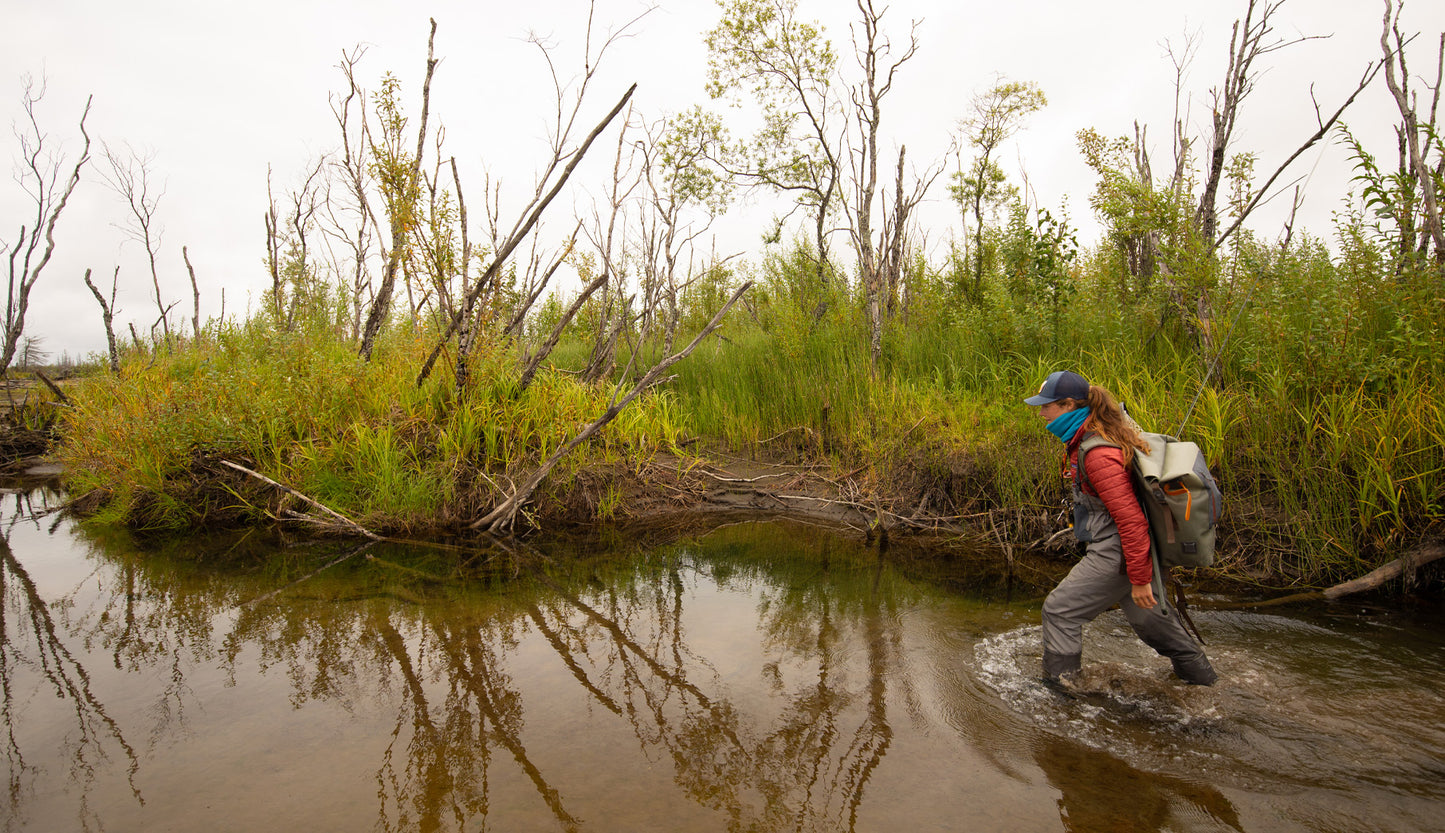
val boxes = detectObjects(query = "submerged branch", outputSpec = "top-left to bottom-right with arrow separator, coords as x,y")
221,460 -> 381,540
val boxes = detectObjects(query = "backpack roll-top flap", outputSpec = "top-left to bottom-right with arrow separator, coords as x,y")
1132,433 -> 1175,485
1160,440 -> 1205,484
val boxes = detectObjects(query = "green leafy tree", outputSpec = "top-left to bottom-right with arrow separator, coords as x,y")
951,79 -> 1045,303
635,107 -> 735,351
998,203 -> 1078,351
358,19 -> 438,362
705,0 -> 842,293
1076,126 -> 1194,300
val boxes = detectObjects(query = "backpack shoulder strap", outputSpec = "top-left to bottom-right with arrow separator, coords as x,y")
1075,432 -> 1118,495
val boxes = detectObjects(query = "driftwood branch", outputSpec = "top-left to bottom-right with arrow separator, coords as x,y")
221,460 -> 381,540
1206,541 -> 1445,609
472,280 -> 753,532
1322,542 -> 1444,599
32,369 -> 68,405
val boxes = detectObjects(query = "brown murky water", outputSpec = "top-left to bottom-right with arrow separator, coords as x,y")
3,484 -> 1442,832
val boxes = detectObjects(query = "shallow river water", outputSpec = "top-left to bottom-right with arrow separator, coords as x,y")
3,483 -> 1442,832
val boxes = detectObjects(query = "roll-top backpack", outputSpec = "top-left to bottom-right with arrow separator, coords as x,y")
1077,432 -> 1223,570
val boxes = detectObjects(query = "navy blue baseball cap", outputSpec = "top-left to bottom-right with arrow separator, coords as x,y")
1024,370 -> 1090,406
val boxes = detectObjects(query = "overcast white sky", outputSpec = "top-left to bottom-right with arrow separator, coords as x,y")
4,0 -> 1442,360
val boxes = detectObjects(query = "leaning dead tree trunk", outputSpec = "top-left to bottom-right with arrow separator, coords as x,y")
517,265 -> 609,394
4,85 -> 92,377
473,281 -> 753,534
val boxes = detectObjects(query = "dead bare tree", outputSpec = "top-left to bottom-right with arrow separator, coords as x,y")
102,142 -> 170,344
876,144 -> 945,321
1381,0 -> 1445,263
414,75 -> 640,385
414,4 -> 659,389
1195,1 -> 1291,249
579,102 -> 644,385
846,0 -> 920,374
285,159 -> 327,329
182,246 -> 200,341
1194,0 -> 1382,254
264,168 -> 284,321
1167,0 -> 1382,358
3,79 -> 92,377
83,266 -> 122,373
327,45 -> 381,339
448,157 -> 479,393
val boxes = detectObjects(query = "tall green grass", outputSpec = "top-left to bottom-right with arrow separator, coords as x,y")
60,319 -> 689,532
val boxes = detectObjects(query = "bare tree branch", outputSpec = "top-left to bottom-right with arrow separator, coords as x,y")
415,81 -> 639,386
473,280 -> 753,533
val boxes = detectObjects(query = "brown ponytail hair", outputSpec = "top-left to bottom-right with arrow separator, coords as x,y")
1060,385 -> 1151,462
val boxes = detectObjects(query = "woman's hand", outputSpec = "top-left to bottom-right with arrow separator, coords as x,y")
1131,582 -> 1156,610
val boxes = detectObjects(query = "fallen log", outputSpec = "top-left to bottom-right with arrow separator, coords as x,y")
1210,541 -> 1445,609
1322,541 -> 1444,599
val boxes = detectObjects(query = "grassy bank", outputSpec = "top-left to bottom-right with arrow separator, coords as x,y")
58,324 -> 690,533
47,234 -> 1443,591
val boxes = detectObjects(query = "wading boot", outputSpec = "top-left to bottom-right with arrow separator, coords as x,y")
1042,651 -> 1082,684
1172,654 -> 1218,686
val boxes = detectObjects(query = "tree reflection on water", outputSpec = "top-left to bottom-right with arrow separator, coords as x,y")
1,489 -> 141,832
8,488 -> 1442,831
1,495 -> 930,832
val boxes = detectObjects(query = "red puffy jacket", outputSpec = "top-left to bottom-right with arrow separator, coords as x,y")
1066,431 -> 1153,586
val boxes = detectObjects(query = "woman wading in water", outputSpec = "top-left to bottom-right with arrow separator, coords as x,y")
1026,370 -> 1216,686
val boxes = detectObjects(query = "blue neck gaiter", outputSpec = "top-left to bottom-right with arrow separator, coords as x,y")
1046,407 -> 1090,444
